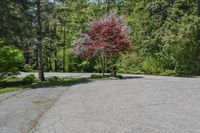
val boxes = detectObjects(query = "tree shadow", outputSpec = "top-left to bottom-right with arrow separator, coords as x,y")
31,78 -> 92,89
174,75 -> 199,78
122,76 -> 144,79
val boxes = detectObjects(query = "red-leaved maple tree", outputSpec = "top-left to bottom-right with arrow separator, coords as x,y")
73,10 -> 131,75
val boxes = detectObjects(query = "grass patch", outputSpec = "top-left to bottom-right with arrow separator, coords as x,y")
31,77 -> 89,88
0,74 -> 123,94
0,77 -> 90,94
0,85 -> 31,94
0,77 -> 24,82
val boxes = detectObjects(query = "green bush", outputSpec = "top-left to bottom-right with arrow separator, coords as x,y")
117,53 -> 143,74
91,74 -> 104,79
161,70 -> 177,76
47,76 -> 62,82
0,45 -> 24,77
22,74 -> 36,83
141,56 -> 162,74
1,77 -> 23,82
22,64 -> 34,72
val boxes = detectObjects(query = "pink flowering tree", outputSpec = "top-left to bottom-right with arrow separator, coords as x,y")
73,10 -> 131,76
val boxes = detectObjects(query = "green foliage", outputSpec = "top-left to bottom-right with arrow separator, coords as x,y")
47,76 -> 62,82
22,64 -> 34,72
67,52 -> 97,72
117,53 -> 143,73
141,56 -> 162,74
124,0 -> 200,76
1,0 -> 200,76
0,77 -> 88,94
0,87 -> 30,94
22,74 -> 36,84
161,70 -> 177,76
0,46 -> 24,77
31,77 -> 88,88
0,77 -> 23,82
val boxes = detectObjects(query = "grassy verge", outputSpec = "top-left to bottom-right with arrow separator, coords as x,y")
0,76 -> 24,82
0,85 -> 31,94
0,74 -> 123,94
31,77 -> 90,88
0,77 -> 90,94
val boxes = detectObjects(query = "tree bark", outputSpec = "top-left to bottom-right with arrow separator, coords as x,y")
54,50 -> 58,71
36,0 -> 45,81
53,0 -> 58,72
111,58 -> 117,77
37,43 -> 45,80
100,52 -> 105,76
106,0 -> 110,12
63,26 -> 66,72
197,0 -> 200,74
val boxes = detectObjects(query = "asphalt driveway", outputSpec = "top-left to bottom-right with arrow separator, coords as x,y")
1,74 -> 200,133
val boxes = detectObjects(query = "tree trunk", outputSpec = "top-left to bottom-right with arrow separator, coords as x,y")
106,0 -> 110,12
54,50 -> 58,71
49,56 -> 52,71
36,0 -> 45,81
63,26 -> 66,72
197,0 -> 200,74
53,0 -> 58,72
37,43 -> 45,80
111,58 -> 117,77
101,58 -> 105,76
100,53 -> 105,76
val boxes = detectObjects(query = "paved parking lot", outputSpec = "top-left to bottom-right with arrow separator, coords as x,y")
1,74 -> 200,133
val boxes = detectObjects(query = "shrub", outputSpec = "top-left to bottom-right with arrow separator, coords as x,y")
47,76 -> 62,82
141,56 -> 162,74
0,45 -> 24,77
91,74 -> 104,79
117,53 -> 143,73
22,74 -> 36,84
161,70 -> 177,76
22,64 -> 34,72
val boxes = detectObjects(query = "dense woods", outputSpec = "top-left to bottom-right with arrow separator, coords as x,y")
1,0 -> 200,80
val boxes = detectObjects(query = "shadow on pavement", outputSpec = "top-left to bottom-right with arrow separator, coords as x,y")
122,76 -> 144,79
31,78 -> 92,89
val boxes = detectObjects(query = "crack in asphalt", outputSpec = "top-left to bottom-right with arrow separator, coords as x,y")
1,74 -> 200,133
28,88 -> 67,133
136,102 -> 172,109
50,115 -> 63,127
